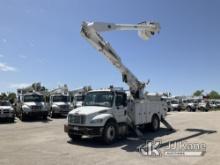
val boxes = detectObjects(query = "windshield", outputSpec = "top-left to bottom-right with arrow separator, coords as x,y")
24,95 -> 44,102
171,100 -> 179,104
52,96 -> 69,102
76,95 -> 84,101
0,101 -> 11,106
84,91 -> 114,107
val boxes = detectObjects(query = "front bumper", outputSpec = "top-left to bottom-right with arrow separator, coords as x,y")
23,111 -> 48,117
0,113 -> 14,119
54,109 -> 71,116
64,124 -> 103,136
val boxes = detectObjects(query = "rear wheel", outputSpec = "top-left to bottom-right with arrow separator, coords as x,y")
150,115 -> 160,132
102,121 -> 118,144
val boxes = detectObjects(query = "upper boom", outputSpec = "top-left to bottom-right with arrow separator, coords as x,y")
80,21 -> 160,99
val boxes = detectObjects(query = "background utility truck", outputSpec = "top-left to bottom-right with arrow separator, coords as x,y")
48,85 -> 72,117
0,100 -> 15,122
16,82 -> 48,121
65,21 -> 172,144
69,86 -> 92,108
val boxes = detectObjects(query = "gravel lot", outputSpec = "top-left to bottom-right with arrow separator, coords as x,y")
0,111 -> 220,165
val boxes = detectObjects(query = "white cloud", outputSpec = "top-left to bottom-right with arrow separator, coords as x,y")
9,83 -> 30,89
19,55 -> 27,59
0,62 -> 16,72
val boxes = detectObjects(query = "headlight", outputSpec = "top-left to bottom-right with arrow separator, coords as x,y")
23,106 -> 31,111
52,106 -> 59,109
90,118 -> 103,124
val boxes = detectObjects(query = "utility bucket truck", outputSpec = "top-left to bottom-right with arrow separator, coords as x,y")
48,85 -> 72,117
69,86 -> 92,108
64,21 -> 172,144
15,82 -> 48,121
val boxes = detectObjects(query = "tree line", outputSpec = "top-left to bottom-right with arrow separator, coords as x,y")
193,90 -> 220,99
0,92 -> 17,104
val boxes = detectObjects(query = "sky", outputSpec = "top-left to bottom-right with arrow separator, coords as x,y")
0,0 -> 220,95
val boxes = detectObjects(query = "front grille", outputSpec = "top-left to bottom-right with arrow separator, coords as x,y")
3,109 -> 10,114
0,109 -> 11,114
69,114 -> 86,124
59,105 -> 69,110
31,106 -> 41,110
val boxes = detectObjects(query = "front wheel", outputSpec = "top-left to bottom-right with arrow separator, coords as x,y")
42,115 -> 48,120
49,109 -> 55,118
9,117 -> 15,123
102,121 -> 118,144
186,107 -> 192,112
20,112 -> 26,121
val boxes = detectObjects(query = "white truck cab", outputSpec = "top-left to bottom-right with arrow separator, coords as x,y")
65,87 -> 166,144
73,93 -> 85,108
16,92 -> 48,121
49,94 -> 72,117
0,100 -> 15,122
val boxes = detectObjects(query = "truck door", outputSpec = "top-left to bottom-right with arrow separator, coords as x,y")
114,92 -> 127,123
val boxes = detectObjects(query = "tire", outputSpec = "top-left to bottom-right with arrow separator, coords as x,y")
20,112 -> 26,121
42,115 -> 48,120
49,109 -> 55,118
68,133 -> 81,141
9,117 -> 15,123
150,115 -> 160,132
102,121 -> 118,144
186,107 -> 192,112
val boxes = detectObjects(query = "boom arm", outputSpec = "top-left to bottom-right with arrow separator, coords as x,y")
50,84 -> 69,95
80,21 -> 160,99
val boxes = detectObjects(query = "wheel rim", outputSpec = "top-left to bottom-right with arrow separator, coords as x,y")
106,125 -> 115,141
50,111 -> 52,117
153,118 -> 158,130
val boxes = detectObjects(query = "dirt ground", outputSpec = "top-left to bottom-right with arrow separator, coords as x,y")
0,111 -> 220,165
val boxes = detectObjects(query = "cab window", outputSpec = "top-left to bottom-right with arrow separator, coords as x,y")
115,93 -> 127,107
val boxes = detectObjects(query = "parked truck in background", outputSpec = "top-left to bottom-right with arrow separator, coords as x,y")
0,100 -> 15,122
69,86 -> 91,108
15,82 -> 48,121
48,85 -> 72,118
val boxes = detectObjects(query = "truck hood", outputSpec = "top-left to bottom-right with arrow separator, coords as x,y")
0,106 -> 12,110
23,102 -> 44,107
171,104 -> 179,108
53,102 -> 70,106
69,106 -> 111,115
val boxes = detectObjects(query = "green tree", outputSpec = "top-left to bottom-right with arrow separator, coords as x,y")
193,90 -> 204,96
0,92 -> 7,100
208,91 -> 220,99
7,92 -> 17,104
